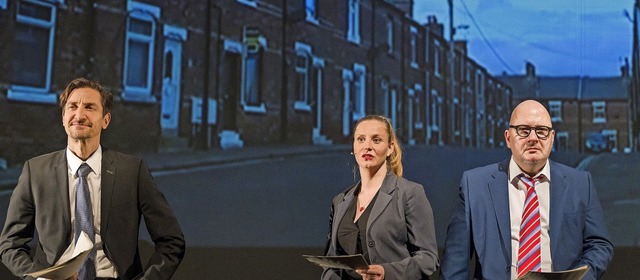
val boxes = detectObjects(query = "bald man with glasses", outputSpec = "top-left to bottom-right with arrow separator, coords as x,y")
440,100 -> 613,280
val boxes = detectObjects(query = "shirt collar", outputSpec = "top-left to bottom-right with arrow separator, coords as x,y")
66,146 -> 102,177
508,156 -> 551,184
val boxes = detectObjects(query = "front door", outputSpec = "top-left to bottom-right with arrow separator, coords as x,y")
161,32 -> 184,135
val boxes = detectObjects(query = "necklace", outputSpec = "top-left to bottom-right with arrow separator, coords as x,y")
358,197 -> 372,212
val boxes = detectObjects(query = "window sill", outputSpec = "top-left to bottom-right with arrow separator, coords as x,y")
121,92 -> 157,103
294,101 -> 311,112
237,0 -> 257,8
352,112 -> 364,122
306,16 -> 319,25
243,103 -> 267,114
7,88 -> 57,104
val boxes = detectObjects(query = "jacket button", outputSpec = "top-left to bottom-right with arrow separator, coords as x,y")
368,241 -> 375,247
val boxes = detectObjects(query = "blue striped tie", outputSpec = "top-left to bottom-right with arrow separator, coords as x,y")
75,163 -> 96,280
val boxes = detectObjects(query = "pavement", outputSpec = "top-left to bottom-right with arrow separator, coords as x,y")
0,144 -> 351,190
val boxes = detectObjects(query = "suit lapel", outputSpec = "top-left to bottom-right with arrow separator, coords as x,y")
366,173 -> 395,234
487,160 -> 512,264
548,161 -> 567,257
101,149 -> 117,232
332,185 -> 356,245
53,150 -> 72,240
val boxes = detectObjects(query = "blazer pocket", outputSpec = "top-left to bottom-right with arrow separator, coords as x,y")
558,210 -> 587,250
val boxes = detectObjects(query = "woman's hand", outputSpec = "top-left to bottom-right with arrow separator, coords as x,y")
356,264 -> 385,280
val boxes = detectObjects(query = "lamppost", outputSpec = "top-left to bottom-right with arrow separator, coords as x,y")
448,0 -> 456,145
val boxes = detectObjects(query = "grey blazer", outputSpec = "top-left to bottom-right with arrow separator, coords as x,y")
322,172 -> 439,279
0,148 -> 185,280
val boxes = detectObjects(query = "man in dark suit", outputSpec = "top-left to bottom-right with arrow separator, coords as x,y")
0,78 -> 185,280
440,100 -> 613,280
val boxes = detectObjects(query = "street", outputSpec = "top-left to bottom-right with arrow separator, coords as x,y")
0,146 -> 637,279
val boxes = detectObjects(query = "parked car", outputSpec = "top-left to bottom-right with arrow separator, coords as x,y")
585,132 -> 612,153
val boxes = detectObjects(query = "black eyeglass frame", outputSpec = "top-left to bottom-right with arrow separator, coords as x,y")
508,125 -> 553,139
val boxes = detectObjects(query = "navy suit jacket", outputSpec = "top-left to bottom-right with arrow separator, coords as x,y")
440,159 -> 613,280
0,148 -> 185,280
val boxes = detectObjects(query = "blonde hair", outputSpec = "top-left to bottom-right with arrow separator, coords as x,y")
353,115 -> 403,177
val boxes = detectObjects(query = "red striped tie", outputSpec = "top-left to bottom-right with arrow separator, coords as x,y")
517,175 -> 542,278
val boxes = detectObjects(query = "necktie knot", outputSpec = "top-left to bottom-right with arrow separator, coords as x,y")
77,163 -> 92,178
519,174 -> 544,189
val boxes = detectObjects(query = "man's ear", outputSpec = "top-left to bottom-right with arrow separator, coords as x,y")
102,112 -> 111,129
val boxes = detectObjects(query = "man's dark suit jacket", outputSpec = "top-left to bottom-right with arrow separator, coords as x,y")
440,159 -> 613,280
0,148 -> 185,280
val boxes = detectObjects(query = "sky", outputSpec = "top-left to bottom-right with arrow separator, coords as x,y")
413,0 -> 636,77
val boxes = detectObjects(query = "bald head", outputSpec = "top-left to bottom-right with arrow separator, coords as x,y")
510,100 -> 552,127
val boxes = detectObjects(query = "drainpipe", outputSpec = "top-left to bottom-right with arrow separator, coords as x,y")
280,0 -> 289,143
198,0 -> 213,150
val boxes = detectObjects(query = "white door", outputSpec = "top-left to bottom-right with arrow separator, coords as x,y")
161,27 -> 185,134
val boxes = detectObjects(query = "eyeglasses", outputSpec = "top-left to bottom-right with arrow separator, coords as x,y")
509,125 -> 553,139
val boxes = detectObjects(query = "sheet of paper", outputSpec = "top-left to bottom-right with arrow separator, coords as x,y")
26,231 -> 93,280
303,254 -> 369,270
517,265 -> 589,280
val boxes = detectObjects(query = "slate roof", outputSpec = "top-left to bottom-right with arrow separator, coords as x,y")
497,75 -> 628,101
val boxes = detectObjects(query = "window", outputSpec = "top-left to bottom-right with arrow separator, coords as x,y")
592,101 -> 606,123
465,62 -> 472,84
382,79 -> 389,116
414,84 -> 423,128
306,0 -> 318,23
8,0 -> 57,103
424,32 -> 429,63
1,0 -> 7,10
548,100 -> 562,122
386,14 -> 394,54
453,97 -> 461,135
555,131 -> 569,151
310,58 -> 324,110
352,63 -> 366,120
295,42 -> 312,111
241,27 -> 266,113
410,26 -> 418,68
434,41 -> 442,78
347,0 -> 360,43
430,90 -> 439,130
122,1 -> 159,102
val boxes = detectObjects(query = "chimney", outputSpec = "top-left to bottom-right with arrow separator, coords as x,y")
621,57 -> 630,77
425,15 -> 444,37
454,40 -> 467,55
525,61 -> 536,77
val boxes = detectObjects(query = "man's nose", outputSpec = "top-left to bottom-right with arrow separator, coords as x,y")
526,130 -> 539,140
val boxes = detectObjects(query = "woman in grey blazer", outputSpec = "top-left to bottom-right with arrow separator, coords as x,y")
322,115 -> 439,280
